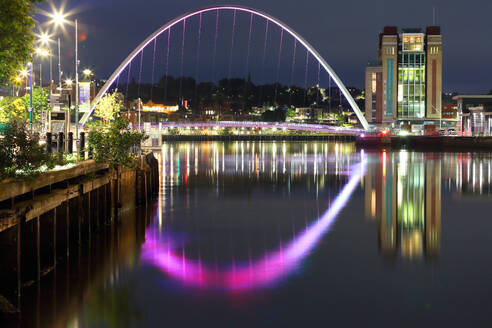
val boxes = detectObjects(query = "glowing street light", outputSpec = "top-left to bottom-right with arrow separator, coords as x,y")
65,79 -> 73,87
48,8 -> 80,140
35,48 -> 49,57
20,69 -> 28,78
83,69 -> 92,77
38,32 -> 51,45
51,12 -> 66,27
36,32 -> 55,95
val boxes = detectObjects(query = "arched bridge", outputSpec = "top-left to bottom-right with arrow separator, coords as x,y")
81,5 -> 369,131
144,121 -> 365,135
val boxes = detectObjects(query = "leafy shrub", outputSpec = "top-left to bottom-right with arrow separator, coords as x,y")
0,120 -> 55,179
88,116 -> 147,169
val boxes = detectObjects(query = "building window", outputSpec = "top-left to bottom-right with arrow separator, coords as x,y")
429,46 -> 439,55
371,73 -> 377,93
397,51 -> 426,119
402,34 -> 424,52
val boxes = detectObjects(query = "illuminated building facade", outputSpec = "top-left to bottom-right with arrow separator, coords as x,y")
365,26 -> 443,131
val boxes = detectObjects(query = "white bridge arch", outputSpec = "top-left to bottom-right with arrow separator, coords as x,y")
81,5 -> 369,130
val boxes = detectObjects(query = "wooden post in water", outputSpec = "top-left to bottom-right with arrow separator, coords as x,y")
36,216 -> 40,281
52,207 -> 57,267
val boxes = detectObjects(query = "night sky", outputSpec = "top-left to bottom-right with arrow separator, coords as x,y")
36,0 -> 492,93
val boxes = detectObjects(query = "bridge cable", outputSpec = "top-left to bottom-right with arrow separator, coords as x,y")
328,74 -> 331,112
194,13 -> 202,110
164,29 -> 170,103
137,49 -> 144,99
316,62 -> 321,111
227,9 -> 237,99
125,62 -> 132,100
289,39 -> 297,107
274,28 -> 284,105
258,19 -> 269,106
179,19 -> 186,104
150,38 -> 157,101
303,49 -> 309,107
211,9 -> 219,90
243,12 -> 253,112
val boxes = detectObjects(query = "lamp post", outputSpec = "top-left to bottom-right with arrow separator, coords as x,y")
58,38 -> 62,94
14,76 -> 21,96
38,32 -> 52,96
20,69 -> 28,97
35,48 -> 49,133
39,63 -> 42,132
75,19 -> 79,142
28,62 -> 33,133
50,11 -> 80,142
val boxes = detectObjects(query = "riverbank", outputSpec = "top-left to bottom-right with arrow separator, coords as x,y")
0,154 -> 158,317
356,135 -> 492,151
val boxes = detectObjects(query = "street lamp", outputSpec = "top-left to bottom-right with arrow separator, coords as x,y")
20,69 -> 28,97
28,62 -> 33,132
49,9 -> 80,142
82,69 -> 92,77
36,48 -> 49,133
12,76 -> 21,96
37,32 -> 53,96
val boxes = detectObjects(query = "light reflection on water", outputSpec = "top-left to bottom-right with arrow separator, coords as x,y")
14,142 -> 492,328
142,141 -> 365,291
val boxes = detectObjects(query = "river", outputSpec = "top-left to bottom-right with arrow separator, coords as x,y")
11,141 -> 492,327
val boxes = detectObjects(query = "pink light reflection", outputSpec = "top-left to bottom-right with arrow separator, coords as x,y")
141,161 -> 366,292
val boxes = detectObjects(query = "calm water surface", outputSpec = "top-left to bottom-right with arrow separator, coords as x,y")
16,142 -> 492,327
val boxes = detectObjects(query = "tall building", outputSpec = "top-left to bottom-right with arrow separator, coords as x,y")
365,26 -> 443,131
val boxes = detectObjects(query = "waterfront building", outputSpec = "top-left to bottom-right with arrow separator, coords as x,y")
453,95 -> 492,136
365,26 -> 443,133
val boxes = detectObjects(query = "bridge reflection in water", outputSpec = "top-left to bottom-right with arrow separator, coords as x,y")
142,141 -> 363,291
144,142 -> 492,292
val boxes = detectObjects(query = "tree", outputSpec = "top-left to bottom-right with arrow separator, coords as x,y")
88,116 -> 147,169
20,86 -> 49,118
0,0 -> 44,85
286,108 -> 296,119
0,87 -> 49,123
94,90 -> 124,123
0,97 -> 28,122
261,108 -> 286,122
